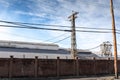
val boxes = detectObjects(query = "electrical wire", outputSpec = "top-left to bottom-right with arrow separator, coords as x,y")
53,36 -> 70,43
0,24 -> 116,34
0,24 -> 119,49
76,30 -> 112,33
0,20 -> 120,32
0,30 -> 71,43
84,45 -> 100,51
0,25 -> 71,32
0,20 -> 70,28
0,20 -> 120,35
84,43 -> 120,51
44,33 -> 68,42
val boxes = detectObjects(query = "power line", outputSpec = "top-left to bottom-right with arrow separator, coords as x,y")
76,27 -> 120,32
84,45 -> 100,51
0,25 -> 120,50
0,20 -> 70,28
0,30 -> 70,43
1,29 -> 119,48
44,33 -> 67,42
53,36 -> 70,43
0,24 -> 116,34
1,20 -> 120,32
2,29 -> 118,47
0,25 -> 71,32
83,43 -> 120,51
76,30 -> 112,33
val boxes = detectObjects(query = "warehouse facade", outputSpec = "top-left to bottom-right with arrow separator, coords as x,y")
0,40 -> 98,59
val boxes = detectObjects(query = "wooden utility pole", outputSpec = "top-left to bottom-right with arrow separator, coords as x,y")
68,11 -> 78,59
110,0 -> 118,78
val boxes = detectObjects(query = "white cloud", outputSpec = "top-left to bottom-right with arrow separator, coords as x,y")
15,11 -> 46,18
0,0 -> 10,8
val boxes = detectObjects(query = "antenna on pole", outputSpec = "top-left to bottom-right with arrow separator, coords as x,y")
68,11 -> 79,59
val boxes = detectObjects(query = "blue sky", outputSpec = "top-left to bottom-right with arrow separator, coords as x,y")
0,0 -> 120,54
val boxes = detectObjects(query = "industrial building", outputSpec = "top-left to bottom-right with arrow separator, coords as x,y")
0,40 -> 98,59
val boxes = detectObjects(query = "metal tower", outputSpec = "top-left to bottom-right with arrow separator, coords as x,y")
100,41 -> 112,57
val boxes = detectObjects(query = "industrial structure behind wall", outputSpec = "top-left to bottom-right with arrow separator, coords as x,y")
100,41 -> 112,57
0,40 -> 98,59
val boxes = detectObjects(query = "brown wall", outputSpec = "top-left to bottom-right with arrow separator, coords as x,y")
0,57 -> 118,78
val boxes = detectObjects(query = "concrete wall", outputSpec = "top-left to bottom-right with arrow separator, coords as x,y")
0,57 -> 118,78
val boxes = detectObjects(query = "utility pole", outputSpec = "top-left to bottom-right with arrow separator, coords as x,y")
68,11 -> 78,59
110,0 -> 118,79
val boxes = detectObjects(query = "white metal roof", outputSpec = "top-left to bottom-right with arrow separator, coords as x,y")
0,40 -> 59,50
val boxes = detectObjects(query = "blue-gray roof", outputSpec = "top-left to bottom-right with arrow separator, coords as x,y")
0,46 -> 70,54
0,46 -> 94,55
